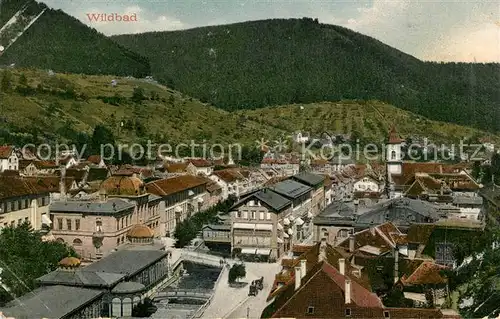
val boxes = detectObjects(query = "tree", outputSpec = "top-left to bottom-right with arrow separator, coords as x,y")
382,288 -> 413,308
131,297 -> 157,317
19,73 -> 28,86
131,87 -> 145,103
0,222 -> 76,305
90,125 -> 115,157
0,71 -> 12,92
228,263 -> 246,283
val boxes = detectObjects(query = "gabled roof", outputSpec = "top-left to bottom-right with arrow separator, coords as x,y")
269,179 -> 312,199
164,162 -> 188,173
401,261 -> 448,285
24,176 -> 76,193
0,145 -> 14,159
232,189 -> 292,212
33,160 -> 59,169
84,250 -> 168,277
290,172 -> 325,187
146,175 -> 208,196
86,155 -> 103,165
338,222 -> 404,255
213,169 -> 246,183
187,158 -> 212,167
0,176 -> 51,200
86,167 -> 109,182
388,126 -> 404,144
263,261 -> 382,318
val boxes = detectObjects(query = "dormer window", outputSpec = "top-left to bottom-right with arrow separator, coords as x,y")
307,306 -> 314,314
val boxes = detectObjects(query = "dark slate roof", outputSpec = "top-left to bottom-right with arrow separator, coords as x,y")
111,281 -> 145,294
290,172 -> 325,187
202,223 -> 231,231
231,189 -> 292,212
355,197 -> 440,226
269,179 -> 312,199
313,201 -> 357,226
83,250 -> 168,277
148,194 -> 162,203
0,285 -> 104,319
50,198 -> 135,215
36,269 -> 125,288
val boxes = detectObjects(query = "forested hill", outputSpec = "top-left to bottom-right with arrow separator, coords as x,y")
0,0 -> 150,77
112,18 -> 500,132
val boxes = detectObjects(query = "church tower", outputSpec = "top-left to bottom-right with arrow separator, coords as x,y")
386,126 -> 403,176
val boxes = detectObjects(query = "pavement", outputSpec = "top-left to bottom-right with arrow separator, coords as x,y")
201,262 -> 280,319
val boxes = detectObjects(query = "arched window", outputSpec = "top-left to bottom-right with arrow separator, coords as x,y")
73,238 -> 82,246
391,150 -> 396,160
111,298 -> 121,317
122,298 -> 132,317
56,238 -> 64,243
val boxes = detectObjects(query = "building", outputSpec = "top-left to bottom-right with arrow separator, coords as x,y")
186,159 -> 213,176
269,179 -> 313,242
312,201 -> 356,246
290,172 -> 326,215
210,168 -> 249,200
230,189 -> 293,261
1,238 -> 170,319
260,159 -> 300,176
146,175 -> 210,237
0,176 -> 51,230
0,146 -> 18,172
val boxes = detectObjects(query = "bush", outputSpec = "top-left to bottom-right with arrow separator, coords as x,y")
228,263 -> 246,283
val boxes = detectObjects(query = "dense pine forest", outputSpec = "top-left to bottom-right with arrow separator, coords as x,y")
112,18 -> 500,132
0,0 -> 150,77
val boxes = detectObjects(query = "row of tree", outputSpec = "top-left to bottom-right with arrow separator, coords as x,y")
173,196 -> 236,248
0,222 -> 76,306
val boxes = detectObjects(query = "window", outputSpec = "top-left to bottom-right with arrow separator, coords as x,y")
96,220 -> 102,232
57,218 -> 63,230
260,212 -> 265,220
307,306 -> 314,314
24,199 -> 28,208
345,308 -> 351,317
391,150 -> 396,160
384,311 -> 390,318
237,211 -> 242,218
75,219 -> 80,230
251,211 -> 256,219
67,219 -> 72,230
24,217 -> 28,223
17,219 -> 22,225
266,212 -> 271,220
73,238 -> 82,246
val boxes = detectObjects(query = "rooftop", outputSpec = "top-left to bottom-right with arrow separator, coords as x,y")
290,172 -> 325,187
83,250 -> 168,277
0,285 -> 104,319
269,179 -> 312,199
50,198 -> 135,215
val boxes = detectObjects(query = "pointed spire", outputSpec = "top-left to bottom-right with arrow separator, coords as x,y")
388,125 -> 403,144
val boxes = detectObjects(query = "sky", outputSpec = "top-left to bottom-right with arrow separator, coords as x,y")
41,0 -> 500,63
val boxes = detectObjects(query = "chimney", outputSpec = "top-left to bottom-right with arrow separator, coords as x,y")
319,239 -> 327,261
59,166 -> 66,199
300,259 -> 306,279
345,278 -> 351,304
394,249 -> 399,284
339,258 -> 346,275
349,235 -> 355,252
295,266 -> 301,290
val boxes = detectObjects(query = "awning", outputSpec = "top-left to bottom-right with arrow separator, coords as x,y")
233,223 -> 255,230
256,248 -> 271,255
255,224 -> 273,231
283,232 -> 289,238
277,237 -> 284,244
188,190 -> 195,196
307,211 -> 313,218
288,229 -> 293,235
241,248 -> 257,254
283,218 -> 290,226
295,217 -> 304,226
175,206 -> 182,213
41,214 -> 52,225
197,197 -> 204,203
277,223 -> 283,230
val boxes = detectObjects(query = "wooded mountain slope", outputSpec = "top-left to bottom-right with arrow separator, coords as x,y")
112,18 -> 500,132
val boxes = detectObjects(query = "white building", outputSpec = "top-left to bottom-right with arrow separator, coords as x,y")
0,146 -> 19,172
